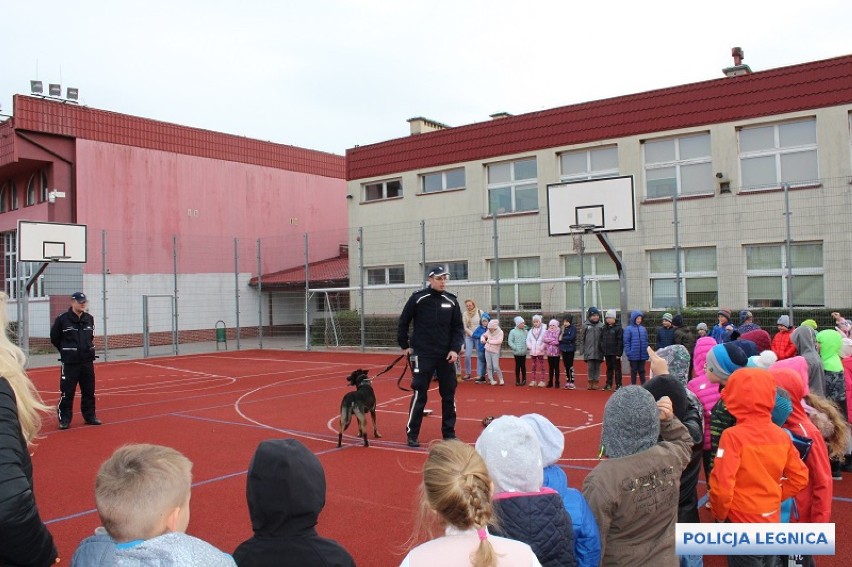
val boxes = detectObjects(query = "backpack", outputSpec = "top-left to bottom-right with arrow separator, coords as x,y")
780,427 -> 813,523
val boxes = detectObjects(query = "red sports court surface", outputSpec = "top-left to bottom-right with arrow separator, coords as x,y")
27,350 -> 850,566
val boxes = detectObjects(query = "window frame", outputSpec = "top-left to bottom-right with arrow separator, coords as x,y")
365,265 -> 405,286
744,242 -> 824,308
486,157 -> 539,215
489,257 -> 541,310
25,171 -> 47,206
559,145 -> 619,182
643,132 -> 713,199
362,178 -> 403,202
420,167 -> 466,194
738,118 -> 819,191
0,181 -> 9,213
648,246 -> 719,309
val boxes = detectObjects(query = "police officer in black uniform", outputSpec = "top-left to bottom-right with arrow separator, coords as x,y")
51,291 -> 101,429
397,265 -> 464,447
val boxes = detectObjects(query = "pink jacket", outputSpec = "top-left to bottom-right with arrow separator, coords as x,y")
482,327 -> 504,354
687,336 -> 720,449
542,328 -> 561,357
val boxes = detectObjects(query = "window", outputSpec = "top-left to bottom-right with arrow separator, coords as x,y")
644,133 -> 713,198
26,171 -> 47,206
0,181 -> 8,213
9,180 -> 18,211
649,247 -> 718,309
564,252 -> 620,310
560,146 -> 618,181
431,260 -> 468,281
3,232 -> 46,299
489,257 -> 540,310
363,179 -> 402,202
486,158 -> 538,214
745,243 -> 823,307
739,119 -> 818,189
366,265 -> 405,285
421,168 -> 465,193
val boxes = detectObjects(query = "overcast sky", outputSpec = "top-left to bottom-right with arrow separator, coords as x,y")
2,1 -> 849,156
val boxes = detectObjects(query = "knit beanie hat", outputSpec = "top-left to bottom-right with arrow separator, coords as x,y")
513,316 -> 524,327
771,387 -> 793,427
696,322 -> 708,332
548,319 -> 559,328
600,386 -> 660,458
487,319 -> 499,330
605,309 -> 616,320
740,329 -> 771,353
519,413 -> 564,467
643,375 -> 688,421
587,306 -> 600,318
739,310 -> 753,324
731,338 -> 759,359
672,314 -> 683,327
480,311 -> 491,322
531,314 -> 542,323
801,319 -> 818,331
718,309 -> 732,322
662,312 -> 673,323
704,342 -> 748,381
747,350 -> 778,369
475,416 -> 543,493
777,315 -> 791,329
655,345 -> 691,386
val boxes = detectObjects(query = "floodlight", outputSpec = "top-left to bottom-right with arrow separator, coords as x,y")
30,80 -> 43,94
49,83 -> 61,97
66,87 -> 78,100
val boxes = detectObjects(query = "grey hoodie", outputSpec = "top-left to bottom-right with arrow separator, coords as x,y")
791,326 -> 826,396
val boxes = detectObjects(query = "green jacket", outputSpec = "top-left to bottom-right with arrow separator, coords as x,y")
508,327 -> 528,356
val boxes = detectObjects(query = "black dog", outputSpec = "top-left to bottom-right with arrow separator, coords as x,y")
337,369 -> 381,447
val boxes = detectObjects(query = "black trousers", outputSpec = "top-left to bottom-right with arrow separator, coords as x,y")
604,355 -> 622,388
57,361 -> 97,424
406,356 -> 457,440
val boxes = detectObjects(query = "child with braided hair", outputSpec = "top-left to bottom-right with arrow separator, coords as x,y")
401,439 -> 541,567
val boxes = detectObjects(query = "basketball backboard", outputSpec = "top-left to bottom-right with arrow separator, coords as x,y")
546,175 -> 636,236
17,221 -> 87,263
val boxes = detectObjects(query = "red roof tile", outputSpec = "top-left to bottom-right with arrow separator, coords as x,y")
12,96 -> 344,179
250,254 -> 348,289
346,54 -> 852,180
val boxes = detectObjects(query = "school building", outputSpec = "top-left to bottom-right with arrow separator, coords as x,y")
344,52 -> 852,319
0,95 -> 347,347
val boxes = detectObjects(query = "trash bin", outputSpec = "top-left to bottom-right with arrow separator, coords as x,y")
215,320 -> 227,351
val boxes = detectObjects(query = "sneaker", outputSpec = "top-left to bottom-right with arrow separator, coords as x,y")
462,375 -> 472,381
528,380 -> 536,387
603,385 -> 612,391
489,380 -> 497,385
407,437 -> 420,448
562,383 -> 571,390
58,421 -> 70,430
537,381 -> 546,387
475,377 -> 487,384
84,418 -> 102,426
567,382 -> 576,390
443,435 -> 458,441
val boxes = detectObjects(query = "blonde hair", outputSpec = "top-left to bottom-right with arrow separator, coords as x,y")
95,444 -> 192,542
805,394 -> 850,459
0,292 -> 49,443
412,440 -> 499,567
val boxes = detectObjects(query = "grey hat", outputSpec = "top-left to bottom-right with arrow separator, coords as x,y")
475,415 -> 543,493
777,315 -> 791,328
513,316 -> 525,326
605,309 -> 617,320
656,344 -> 691,386
600,386 -> 660,458
696,322 -> 708,332
520,413 -> 564,467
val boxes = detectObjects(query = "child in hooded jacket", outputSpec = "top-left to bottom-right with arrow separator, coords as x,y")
526,315 -> 546,387
559,315 -> 578,389
791,325 -> 825,397
233,439 -> 355,566
687,336 -> 722,483
542,319 -> 562,388
623,310 -> 649,385
771,315 -> 797,361
521,413 -> 601,567
482,318 -> 505,386
472,313 -> 490,384
815,328 -> 847,479
508,316 -> 528,386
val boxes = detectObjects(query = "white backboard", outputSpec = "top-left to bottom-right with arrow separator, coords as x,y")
17,221 -> 87,263
547,175 -> 636,235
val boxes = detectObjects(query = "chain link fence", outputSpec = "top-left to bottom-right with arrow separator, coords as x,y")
12,177 -> 852,357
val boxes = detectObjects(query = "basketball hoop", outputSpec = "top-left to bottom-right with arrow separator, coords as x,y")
569,224 -> 595,254
45,255 -> 71,262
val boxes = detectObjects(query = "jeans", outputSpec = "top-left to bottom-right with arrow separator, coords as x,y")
463,335 -> 476,375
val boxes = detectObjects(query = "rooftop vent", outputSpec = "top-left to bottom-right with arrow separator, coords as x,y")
723,47 -> 752,77
407,116 -> 449,135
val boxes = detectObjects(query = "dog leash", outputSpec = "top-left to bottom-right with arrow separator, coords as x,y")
374,353 -> 412,392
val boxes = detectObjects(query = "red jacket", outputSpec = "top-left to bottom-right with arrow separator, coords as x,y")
709,368 -> 809,523
771,368 -> 833,522
771,327 -> 797,361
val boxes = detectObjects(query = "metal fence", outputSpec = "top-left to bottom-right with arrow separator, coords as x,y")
13,176 -> 852,357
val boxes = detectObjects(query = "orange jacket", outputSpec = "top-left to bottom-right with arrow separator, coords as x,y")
709,368 -> 809,522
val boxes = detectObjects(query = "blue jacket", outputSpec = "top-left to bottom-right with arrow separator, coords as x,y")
543,465 -> 601,567
623,310 -> 649,361
472,325 -> 488,354
559,325 -> 577,353
655,325 -> 676,349
491,490 -> 577,567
